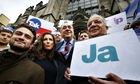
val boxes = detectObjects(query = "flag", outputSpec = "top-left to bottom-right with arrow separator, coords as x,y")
134,28 -> 140,36
134,28 -> 140,41
3,26 -> 14,32
124,0 -> 140,23
26,15 -> 54,35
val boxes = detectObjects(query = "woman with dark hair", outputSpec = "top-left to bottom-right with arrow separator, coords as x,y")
28,32 -> 58,84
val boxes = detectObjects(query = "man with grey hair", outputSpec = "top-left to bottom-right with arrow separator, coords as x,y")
87,14 -> 108,38
64,14 -> 140,84
55,22 -> 76,84
86,14 -> 126,84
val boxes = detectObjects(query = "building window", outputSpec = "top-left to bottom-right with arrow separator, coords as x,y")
79,3 -> 84,7
66,14 -> 71,19
66,0 -> 99,19
85,3 -> 91,8
86,9 -> 92,15
85,1 -> 90,5
74,0 -> 78,5
92,8 -> 99,14
79,0 -> 84,3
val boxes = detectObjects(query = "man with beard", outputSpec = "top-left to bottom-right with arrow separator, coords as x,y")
0,24 -> 45,84
0,29 -> 12,51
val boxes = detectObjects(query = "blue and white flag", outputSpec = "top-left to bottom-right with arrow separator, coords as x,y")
124,0 -> 140,23
134,28 -> 140,36
4,26 -> 14,32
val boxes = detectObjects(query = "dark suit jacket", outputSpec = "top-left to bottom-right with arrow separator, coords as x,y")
55,40 -> 76,84
55,40 -> 90,84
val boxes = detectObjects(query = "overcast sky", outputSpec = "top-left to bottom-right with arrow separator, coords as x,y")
0,0 -> 49,23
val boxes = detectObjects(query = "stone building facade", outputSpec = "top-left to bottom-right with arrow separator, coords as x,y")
14,0 -> 132,39
0,14 -> 10,29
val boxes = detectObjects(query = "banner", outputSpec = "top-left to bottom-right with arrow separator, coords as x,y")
26,15 -> 54,35
4,26 -> 14,32
105,12 -> 127,34
70,29 -> 140,81
134,28 -> 140,36
124,0 -> 140,23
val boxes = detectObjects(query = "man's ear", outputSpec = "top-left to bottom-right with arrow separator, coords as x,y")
106,26 -> 109,31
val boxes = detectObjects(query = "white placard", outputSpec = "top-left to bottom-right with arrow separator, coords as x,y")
106,12 -> 127,34
70,29 -> 140,81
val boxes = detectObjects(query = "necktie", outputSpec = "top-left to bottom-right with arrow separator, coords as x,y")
61,41 -> 70,56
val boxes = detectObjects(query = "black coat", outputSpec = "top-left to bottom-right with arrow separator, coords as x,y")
55,40 -> 75,84
0,50 -> 45,84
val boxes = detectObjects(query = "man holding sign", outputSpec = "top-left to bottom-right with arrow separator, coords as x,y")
64,14 -> 140,84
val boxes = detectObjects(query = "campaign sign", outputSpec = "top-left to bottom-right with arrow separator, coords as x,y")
106,12 -> 127,34
27,18 -> 41,32
70,29 -> 140,81
27,15 -> 54,34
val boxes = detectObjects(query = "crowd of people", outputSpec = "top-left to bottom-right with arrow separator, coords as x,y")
0,13 -> 140,84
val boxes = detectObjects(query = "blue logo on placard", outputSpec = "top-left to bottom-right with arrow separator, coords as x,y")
27,18 -> 41,31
